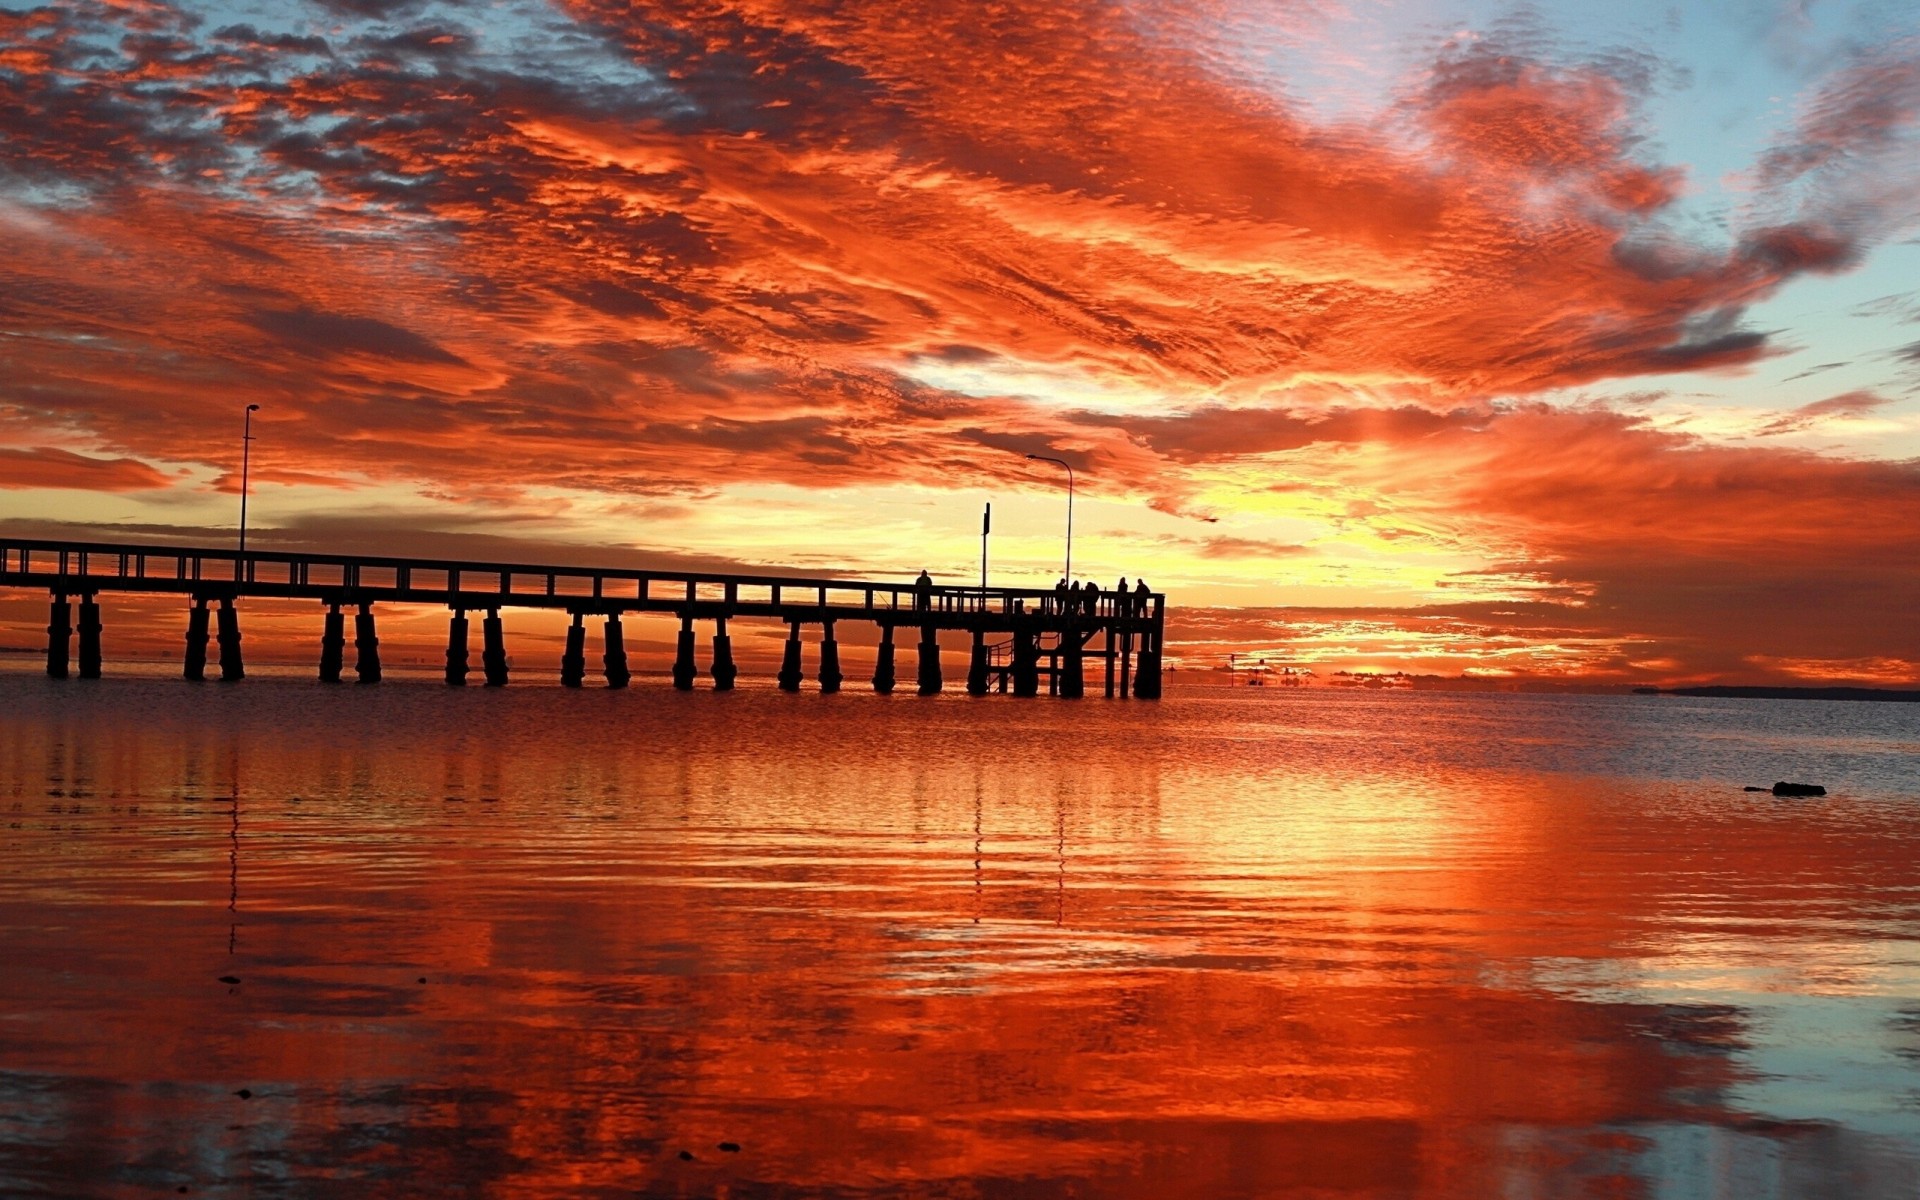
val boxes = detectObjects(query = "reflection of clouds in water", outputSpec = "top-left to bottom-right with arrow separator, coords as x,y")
2,676 -> 1919,1194
1522,941 -> 1920,1141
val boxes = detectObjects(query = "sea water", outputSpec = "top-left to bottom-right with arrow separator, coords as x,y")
3,668 -> 1918,1197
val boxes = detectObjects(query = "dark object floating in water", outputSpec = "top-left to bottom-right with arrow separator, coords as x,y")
417,976 -> 427,984
235,1088 -> 252,1099
217,975 -> 240,985
718,1142 -> 741,1153
1772,781 -> 1826,797
678,1150 -> 695,1161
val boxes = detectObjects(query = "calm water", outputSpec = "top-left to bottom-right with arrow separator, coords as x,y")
4,668 -> 1920,1198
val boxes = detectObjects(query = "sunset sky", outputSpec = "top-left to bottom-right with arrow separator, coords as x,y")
2,0 -> 1918,683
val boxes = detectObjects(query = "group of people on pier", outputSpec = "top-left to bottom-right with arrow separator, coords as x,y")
908,570 -> 1152,618
1051,576 -> 1153,617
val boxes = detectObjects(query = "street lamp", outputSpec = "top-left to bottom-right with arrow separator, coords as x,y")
1024,453 -> 1073,582
238,404 -> 260,575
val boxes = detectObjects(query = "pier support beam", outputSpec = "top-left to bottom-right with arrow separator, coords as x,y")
819,620 -> 842,694
710,617 -> 737,691
672,615 -> 697,690
778,621 -> 803,692
217,597 -> 244,682
444,610 -> 469,686
917,626 -> 943,696
184,598 -> 210,681
966,630 -> 989,696
45,595 -> 70,679
1060,634 -> 1085,699
1012,628 -> 1040,697
353,602 -> 381,684
872,625 -> 897,695
320,603 -> 346,683
482,611 -> 508,686
561,611 -> 587,688
603,614 -> 630,689
77,596 -> 101,679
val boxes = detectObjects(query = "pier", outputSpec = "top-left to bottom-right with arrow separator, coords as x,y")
2,538 -> 1165,698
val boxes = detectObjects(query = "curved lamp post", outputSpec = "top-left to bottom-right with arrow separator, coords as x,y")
238,404 -> 260,576
1024,453 -> 1073,582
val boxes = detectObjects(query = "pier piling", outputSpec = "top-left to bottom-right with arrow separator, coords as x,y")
1060,632 -> 1085,699
819,620 -> 843,694
872,625 -> 896,695
216,597 -> 244,682
320,602 -> 346,683
672,615 -> 697,690
482,611 -> 508,686
1104,624 -> 1116,698
184,598 -> 210,681
444,610 -> 469,686
1013,628 -> 1040,697
917,626 -> 943,695
966,630 -> 989,696
1134,596 -> 1164,699
354,602 -> 381,684
778,621 -> 803,692
77,595 -> 101,679
603,614 -> 630,688
710,617 -> 737,690
561,611 -> 587,688
45,595 -> 70,679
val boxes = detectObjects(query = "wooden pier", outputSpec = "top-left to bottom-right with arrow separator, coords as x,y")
2,538 -> 1166,699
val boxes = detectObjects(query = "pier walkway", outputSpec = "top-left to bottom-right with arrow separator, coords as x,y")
3,538 -> 1165,698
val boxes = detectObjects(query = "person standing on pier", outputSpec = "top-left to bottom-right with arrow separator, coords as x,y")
1134,577 -> 1151,617
1115,577 -> 1129,618
1054,577 -> 1068,615
914,569 -> 934,613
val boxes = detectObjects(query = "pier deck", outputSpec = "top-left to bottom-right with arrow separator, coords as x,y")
3,537 -> 1165,698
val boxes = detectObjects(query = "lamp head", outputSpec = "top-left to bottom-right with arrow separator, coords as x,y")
247,404 -> 260,412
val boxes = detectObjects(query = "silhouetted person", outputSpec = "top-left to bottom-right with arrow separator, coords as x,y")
1114,577 -> 1128,617
914,569 -> 933,613
1053,577 -> 1068,614
1134,577 -> 1151,616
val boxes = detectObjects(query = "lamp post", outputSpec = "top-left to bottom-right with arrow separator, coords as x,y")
1024,454 -> 1073,582
238,404 -> 260,576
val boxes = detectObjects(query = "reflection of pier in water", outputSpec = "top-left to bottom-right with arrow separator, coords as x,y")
6,538 -> 1166,699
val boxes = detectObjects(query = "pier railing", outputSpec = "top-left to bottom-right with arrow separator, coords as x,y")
2,537 -> 1165,699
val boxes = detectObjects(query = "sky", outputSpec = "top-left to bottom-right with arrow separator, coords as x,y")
1,0 -> 1918,684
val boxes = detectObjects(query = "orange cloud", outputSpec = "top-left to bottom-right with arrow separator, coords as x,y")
0,447 -> 172,491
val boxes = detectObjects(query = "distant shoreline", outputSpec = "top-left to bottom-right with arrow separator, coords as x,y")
1646,685 -> 1920,703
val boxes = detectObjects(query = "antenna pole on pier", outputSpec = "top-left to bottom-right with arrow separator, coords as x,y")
981,502 -> 990,595
238,405 -> 260,571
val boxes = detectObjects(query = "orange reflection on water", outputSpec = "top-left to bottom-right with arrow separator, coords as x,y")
2,673 -> 1919,1197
